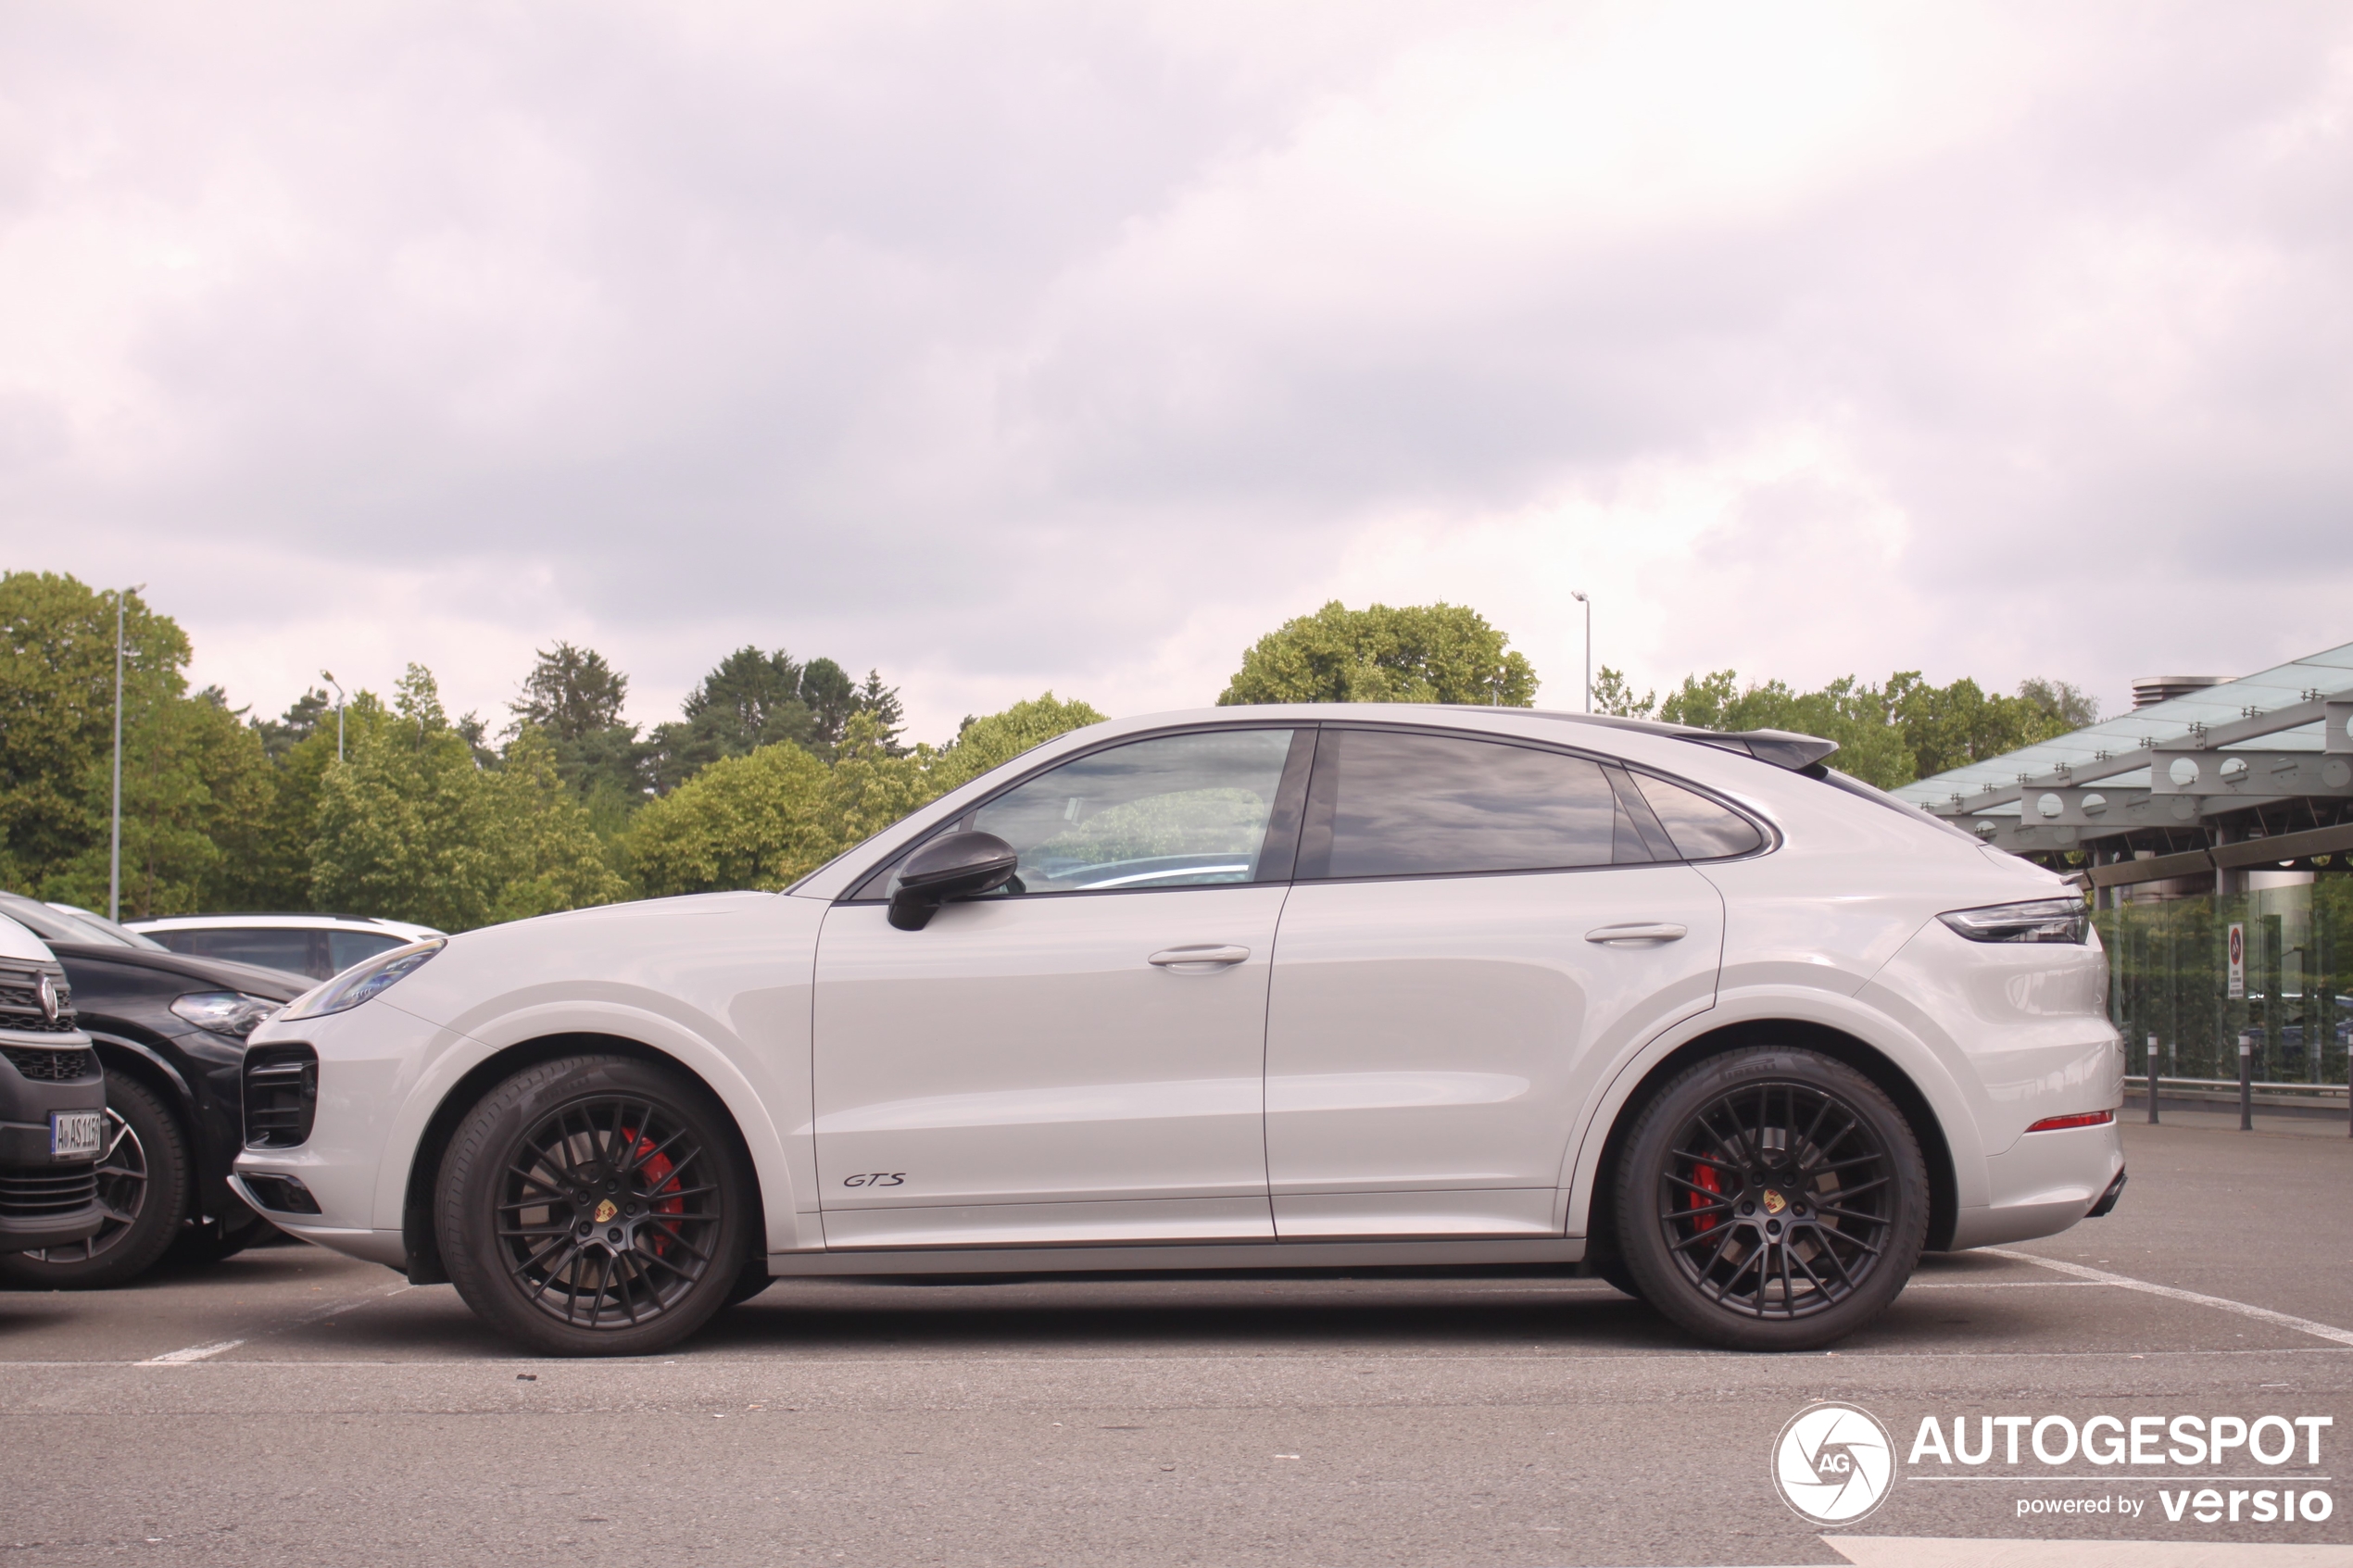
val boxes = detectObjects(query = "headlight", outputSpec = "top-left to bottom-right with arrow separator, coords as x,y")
170,991 -> 282,1039
1938,897 -> 2089,945
281,938 -> 445,1021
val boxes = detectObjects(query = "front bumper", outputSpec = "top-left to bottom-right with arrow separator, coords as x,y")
0,1028 -> 107,1251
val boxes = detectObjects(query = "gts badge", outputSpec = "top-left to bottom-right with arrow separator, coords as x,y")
842,1172 -> 906,1188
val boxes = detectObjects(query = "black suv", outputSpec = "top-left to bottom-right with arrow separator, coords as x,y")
0,925 -> 106,1257
0,895 -> 304,1287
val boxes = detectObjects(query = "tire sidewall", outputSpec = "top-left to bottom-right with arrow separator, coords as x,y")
435,1055 -> 749,1357
1615,1047 -> 1928,1351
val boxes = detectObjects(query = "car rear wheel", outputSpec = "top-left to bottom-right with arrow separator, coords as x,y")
0,1071 -> 189,1289
435,1055 -> 749,1357
1614,1047 -> 1928,1351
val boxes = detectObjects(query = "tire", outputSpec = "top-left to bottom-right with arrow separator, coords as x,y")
167,1206 -> 270,1268
1614,1047 -> 1928,1351
436,1054 -> 749,1357
725,1258 -> 774,1308
1584,1250 -> 1640,1298
0,1071 -> 190,1290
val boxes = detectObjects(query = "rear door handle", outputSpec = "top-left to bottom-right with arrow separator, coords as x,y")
1148,945 -> 1252,969
1585,923 -> 1688,945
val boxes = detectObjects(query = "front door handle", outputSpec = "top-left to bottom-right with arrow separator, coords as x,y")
1585,922 -> 1688,945
1148,945 -> 1252,969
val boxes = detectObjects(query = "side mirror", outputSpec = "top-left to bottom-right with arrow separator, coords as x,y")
887,831 -> 1020,931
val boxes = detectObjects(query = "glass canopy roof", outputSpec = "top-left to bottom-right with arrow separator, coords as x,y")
1893,638 -> 2353,811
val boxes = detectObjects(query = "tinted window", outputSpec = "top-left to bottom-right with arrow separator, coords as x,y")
157,928 -> 323,979
1632,774 -> 1766,859
328,931 -> 407,973
968,729 -> 1297,893
1299,730 -> 1642,880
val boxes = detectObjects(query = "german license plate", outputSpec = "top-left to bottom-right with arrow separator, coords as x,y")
50,1110 -> 102,1160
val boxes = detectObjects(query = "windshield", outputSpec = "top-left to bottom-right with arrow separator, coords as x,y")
0,892 -> 163,948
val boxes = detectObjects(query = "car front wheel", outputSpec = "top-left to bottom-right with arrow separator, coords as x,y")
1615,1047 -> 1928,1351
435,1054 -> 749,1357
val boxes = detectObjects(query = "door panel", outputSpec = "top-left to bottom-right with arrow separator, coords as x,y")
1265,865 -> 1722,1236
812,887 -> 1285,1245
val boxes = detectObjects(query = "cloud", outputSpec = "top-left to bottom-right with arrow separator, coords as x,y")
4,1 -> 2351,740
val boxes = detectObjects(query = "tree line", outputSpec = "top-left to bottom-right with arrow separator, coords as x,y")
0,571 -> 1101,928
0,576 -> 2092,931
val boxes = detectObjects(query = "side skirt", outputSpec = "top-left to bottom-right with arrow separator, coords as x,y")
766,1236 -> 1585,1277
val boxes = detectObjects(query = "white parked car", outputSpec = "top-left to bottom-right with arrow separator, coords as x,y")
125,914 -> 445,983
233,706 -> 2125,1356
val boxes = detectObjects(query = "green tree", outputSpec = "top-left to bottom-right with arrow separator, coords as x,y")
509,643 -> 651,801
311,666 -> 624,931
0,572 -> 279,914
627,739 -> 837,897
625,692 -> 1106,898
1603,665 -> 2099,789
252,686 -> 333,760
1219,601 -> 1537,707
1592,666 -> 1656,718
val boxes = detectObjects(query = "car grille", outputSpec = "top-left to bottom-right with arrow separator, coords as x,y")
0,1164 -> 98,1219
1,1047 -> 97,1083
243,1044 -> 319,1148
0,962 -> 75,1034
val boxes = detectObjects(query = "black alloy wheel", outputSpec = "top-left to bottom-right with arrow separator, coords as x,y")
436,1055 -> 749,1357
1615,1047 -> 1927,1351
0,1072 -> 190,1289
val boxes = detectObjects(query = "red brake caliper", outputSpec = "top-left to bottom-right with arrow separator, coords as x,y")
622,1129 -> 685,1257
1688,1160 -> 1724,1233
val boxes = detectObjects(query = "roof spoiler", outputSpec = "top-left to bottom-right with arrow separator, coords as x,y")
1683,728 -> 1841,773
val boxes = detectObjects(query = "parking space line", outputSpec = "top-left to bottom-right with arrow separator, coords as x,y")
135,1339 -> 245,1365
133,1282 -> 413,1367
1986,1247 -> 2353,1347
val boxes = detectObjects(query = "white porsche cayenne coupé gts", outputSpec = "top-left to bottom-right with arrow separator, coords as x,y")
233,706 -> 2125,1356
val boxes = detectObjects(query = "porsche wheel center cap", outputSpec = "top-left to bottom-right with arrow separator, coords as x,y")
593,1198 -> 618,1224
1761,1189 -> 1788,1216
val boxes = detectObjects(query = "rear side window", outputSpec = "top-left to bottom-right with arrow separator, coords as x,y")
327,931 -> 406,974
156,928 -> 324,979
1631,774 -> 1766,859
1297,730 -> 1645,880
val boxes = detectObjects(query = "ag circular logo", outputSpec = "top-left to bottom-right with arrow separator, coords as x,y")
1771,1402 -> 1895,1525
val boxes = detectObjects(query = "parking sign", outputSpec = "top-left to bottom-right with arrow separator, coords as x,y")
2228,921 -> 2245,999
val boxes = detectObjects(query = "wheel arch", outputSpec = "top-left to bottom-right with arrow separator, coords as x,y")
397,1032 -> 770,1288
1573,1015 -> 1966,1264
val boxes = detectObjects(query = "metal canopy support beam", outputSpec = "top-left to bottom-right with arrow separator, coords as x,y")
2080,821 -> 2353,888
2149,750 -> 2353,797
1938,688 -> 2352,819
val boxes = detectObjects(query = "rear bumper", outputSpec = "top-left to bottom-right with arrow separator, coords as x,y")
1948,1118 -> 2124,1250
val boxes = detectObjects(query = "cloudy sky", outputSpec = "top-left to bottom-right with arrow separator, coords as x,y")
6,2 -> 2351,743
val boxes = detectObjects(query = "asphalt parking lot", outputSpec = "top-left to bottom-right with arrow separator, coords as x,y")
4,1119 -> 2350,1567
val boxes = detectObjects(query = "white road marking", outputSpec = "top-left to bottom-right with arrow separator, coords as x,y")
133,1283 -> 412,1367
136,1339 -> 245,1366
1986,1247 -> 2353,1348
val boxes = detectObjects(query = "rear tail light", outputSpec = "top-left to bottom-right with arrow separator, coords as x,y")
1939,897 -> 2090,945
2025,1110 -> 2115,1133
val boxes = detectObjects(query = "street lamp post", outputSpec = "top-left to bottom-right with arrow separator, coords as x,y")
1570,591 -> 1591,713
321,671 -> 346,762
109,590 -> 125,922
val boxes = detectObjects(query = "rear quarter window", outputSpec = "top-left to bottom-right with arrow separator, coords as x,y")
1629,774 -> 1767,859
